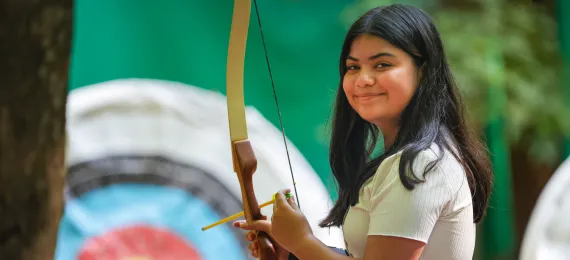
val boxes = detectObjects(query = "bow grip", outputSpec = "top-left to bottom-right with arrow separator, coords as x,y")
233,140 -> 277,260
257,231 -> 277,259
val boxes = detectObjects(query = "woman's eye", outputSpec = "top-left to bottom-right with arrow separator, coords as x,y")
347,65 -> 359,70
376,63 -> 391,68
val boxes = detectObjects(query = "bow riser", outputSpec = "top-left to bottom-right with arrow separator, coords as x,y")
232,140 -> 276,259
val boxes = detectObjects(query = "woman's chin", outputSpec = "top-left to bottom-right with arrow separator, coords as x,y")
357,111 -> 395,127
358,114 -> 383,125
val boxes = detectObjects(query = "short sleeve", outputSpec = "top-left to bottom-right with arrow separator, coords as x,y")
367,149 -> 452,243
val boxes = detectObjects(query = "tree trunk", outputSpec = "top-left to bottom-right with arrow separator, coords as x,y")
0,0 -> 72,259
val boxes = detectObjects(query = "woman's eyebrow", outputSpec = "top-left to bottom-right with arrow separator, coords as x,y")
347,52 -> 395,61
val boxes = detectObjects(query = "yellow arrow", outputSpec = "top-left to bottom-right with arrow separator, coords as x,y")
201,192 -> 291,231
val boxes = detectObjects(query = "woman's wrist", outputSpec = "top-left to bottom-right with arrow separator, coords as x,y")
290,234 -> 319,259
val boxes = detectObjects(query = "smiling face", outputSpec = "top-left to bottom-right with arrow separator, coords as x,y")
343,34 -> 420,129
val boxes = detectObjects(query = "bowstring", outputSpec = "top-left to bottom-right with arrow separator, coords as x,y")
252,0 -> 301,209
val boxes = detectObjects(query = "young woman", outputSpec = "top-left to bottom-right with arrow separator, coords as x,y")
234,4 -> 493,260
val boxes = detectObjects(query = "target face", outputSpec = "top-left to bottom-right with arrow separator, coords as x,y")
78,225 -> 201,259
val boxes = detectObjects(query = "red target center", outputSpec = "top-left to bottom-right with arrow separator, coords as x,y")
78,225 -> 202,260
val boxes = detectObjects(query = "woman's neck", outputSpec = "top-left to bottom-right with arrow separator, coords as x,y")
377,121 -> 399,151
383,132 -> 396,151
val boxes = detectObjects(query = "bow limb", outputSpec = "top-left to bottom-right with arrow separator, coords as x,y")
226,0 -> 277,259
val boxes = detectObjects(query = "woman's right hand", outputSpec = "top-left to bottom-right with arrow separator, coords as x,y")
233,220 -> 291,260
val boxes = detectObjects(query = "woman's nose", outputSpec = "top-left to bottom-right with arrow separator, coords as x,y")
356,71 -> 375,88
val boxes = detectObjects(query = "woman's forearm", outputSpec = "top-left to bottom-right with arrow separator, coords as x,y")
291,235 -> 359,260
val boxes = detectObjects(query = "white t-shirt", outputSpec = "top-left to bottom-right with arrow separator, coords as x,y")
342,144 -> 475,259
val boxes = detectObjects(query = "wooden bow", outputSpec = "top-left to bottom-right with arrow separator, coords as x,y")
226,0 -> 279,259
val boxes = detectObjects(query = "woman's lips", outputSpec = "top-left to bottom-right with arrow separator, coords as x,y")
355,93 -> 385,101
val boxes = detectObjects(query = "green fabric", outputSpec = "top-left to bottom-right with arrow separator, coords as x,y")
70,0 -> 354,195
482,121 -> 516,259
478,2 -> 516,258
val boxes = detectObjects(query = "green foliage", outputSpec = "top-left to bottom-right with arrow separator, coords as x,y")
341,0 -> 570,165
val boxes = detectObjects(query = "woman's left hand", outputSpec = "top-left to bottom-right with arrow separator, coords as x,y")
235,189 -> 314,253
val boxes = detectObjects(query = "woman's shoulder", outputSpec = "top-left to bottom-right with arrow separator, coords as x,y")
378,142 -> 462,170
370,142 -> 468,194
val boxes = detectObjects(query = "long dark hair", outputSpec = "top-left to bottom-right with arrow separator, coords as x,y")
319,4 -> 493,228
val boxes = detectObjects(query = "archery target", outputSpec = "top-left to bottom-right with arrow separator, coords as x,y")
58,79 -> 344,259
519,157 -> 570,260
